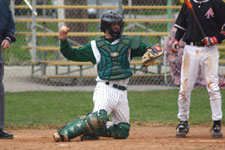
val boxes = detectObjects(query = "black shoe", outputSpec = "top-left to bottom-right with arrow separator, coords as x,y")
176,121 -> 189,138
211,125 -> 223,138
0,129 -> 14,139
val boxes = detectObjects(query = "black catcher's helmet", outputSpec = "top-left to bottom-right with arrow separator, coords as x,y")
100,11 -> 124,39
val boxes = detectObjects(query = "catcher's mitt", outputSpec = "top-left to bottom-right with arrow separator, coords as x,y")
142,45 -> 164,67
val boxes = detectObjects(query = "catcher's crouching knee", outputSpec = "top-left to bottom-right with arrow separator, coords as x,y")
86,109 -> 108,131
112,123 -> 130,139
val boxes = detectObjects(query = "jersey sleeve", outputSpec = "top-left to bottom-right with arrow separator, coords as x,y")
214,0 -> 225,42
130,39 -> 150,59
216,24 -> 225,43
4,9 -> 16,42
60,40 -> 96,64
174,3 -> 187,32
175,28 -> 186,41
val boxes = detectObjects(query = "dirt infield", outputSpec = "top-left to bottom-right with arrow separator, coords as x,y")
1,125 -> 225,150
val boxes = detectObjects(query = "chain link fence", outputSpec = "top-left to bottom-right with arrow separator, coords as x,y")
4,0 -> 225,91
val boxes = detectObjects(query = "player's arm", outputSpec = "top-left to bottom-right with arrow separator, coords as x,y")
171,28 -> 185,54
1,9 -> 16,50
130,36 -> 163,58
60,40 -> 96,64
130,36 -> 151,58
59,26 -> 96,64
3,9 -> 16,43
202,24 -> 225,47
216,1 -> 225,43
202,1 -> 225,47
171,3 -> 187,54
129,36 -> 164,66
173,3 -> 187,40
216,25 -> 225,42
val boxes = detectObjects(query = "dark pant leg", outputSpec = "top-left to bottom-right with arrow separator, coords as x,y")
0,63 -> 4,129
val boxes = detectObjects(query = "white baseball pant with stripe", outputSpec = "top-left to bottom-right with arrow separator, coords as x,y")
177,44 -> 222,121
93,81 -> 130,125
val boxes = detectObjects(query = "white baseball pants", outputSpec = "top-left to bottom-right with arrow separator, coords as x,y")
177,45 -> 222,121
93,82 -> 130,125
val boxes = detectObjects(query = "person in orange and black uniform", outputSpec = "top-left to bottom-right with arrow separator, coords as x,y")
171,0 -> 225,138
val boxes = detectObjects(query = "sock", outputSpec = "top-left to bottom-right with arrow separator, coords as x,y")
213,120 -> 221,127
180,121 -> 188,125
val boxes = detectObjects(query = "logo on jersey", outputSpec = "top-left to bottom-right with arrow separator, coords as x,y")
110,52 -> 119,57
205,8 -> 214,19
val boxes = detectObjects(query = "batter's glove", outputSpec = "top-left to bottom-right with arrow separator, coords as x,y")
202,36 -> 218,47
142,45 -> 164,67
171,39 -> 180,54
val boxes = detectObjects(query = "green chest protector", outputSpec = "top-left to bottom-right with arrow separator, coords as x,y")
95,35 -> 141,80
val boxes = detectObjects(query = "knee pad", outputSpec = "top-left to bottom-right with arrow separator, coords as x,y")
86,109 -> 108,132
111,123 -> 130,139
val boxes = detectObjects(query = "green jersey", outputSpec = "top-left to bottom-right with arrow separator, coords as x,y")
60,35 -> 150,80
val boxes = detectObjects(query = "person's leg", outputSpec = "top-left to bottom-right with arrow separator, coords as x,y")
0,62 -> 13,139
53,82 -> 113,142
177,45 -> 199,121
201,46 -> 222,138
53,109 -> 108,142
110,90 -> 130,139
81,84 -> 130,140
96,90 -> 130,139
0,63 -> 5,129
176,45 -> 199,138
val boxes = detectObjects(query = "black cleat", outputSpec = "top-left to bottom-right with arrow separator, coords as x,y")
211,125 -> 223,138
0,129 -> 13,139
176,121 -> 189,138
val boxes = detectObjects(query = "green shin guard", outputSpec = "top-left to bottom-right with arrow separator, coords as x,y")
89,122 -> 130,139
107,122 -> 130,139
57,118 -> 89,141
58,109 -> 107,141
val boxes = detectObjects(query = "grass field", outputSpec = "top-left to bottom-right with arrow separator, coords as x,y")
5,88 -> 225,129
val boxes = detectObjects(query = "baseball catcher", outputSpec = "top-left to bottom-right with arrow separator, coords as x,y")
53,10 -> 163,142
142,45 -> 164,66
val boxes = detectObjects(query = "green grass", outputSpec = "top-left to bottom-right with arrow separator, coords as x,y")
4,88 -> 225,129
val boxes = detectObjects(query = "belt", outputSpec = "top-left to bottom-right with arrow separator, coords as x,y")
105,82 -> 127,91
186,41 -> 205,47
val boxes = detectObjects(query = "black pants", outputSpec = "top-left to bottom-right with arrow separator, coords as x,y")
0,50 -> 5,129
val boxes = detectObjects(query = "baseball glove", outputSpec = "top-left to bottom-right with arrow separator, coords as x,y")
142,45 -> 164,67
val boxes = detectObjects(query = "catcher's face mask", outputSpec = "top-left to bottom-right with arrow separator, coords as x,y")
100,11 -> 124,39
